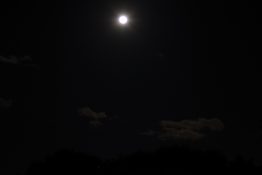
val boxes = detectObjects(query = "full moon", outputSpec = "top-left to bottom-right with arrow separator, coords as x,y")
118,15 -> 128,25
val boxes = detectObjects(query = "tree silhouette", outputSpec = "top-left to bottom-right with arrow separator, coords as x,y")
25,146 -> 262,175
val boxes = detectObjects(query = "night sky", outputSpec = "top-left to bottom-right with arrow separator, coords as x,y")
1,0 -> 260,174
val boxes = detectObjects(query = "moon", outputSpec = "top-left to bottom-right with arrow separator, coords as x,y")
118,15 -> 128,25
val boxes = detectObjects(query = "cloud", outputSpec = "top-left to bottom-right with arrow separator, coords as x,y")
89,120 -> 104,127
78,107 -> 108,127
160,118 -> 224,132
79,107 -> 107,120
158,128 -> 204,141
143,118 -> 224,141
0,56 -> 18,64
0,55 -> 36,67
198,118 -> 224,131
0,97 -> 13,108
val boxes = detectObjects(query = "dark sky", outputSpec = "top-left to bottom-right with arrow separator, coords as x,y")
0,0 -> 260,174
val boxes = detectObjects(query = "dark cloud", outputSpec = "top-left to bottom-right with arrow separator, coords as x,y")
78,107 -> 108,127
0,97 -> 13,108
143,118 -> 224,141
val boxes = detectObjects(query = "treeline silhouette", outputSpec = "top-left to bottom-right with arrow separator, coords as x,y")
25,146 -> 262,175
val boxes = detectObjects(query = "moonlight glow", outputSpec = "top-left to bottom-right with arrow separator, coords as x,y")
118,15 -> 128,25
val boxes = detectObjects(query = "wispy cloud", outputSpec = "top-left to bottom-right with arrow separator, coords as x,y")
142,118 -> 224,141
